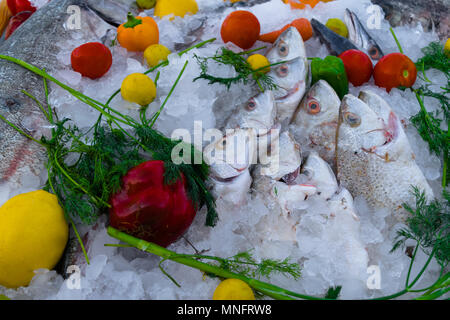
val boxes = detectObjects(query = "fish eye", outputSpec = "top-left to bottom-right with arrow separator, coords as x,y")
276,65 -> 289,77
368,47 -> 380,60
307,99 -> 321,114
343,112 -> 361,127
246,99 -> 257,111
302,168 -> 312,178
277,42 -> 289,57
217,138 -> 227,150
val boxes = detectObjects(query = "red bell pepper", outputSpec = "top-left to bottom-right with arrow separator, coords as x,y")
6,0 -> 36,15
4,10 -> 32,40
109,160 -> 197,248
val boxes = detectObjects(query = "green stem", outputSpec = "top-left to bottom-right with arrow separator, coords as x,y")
405,244 -> 419,287
238,46 -> 267,56
123,12 -> 142,28
407,247 -> 436,289
107,227 -> 327,300
149,60 -> 189,128
21,89 -> 50,120
177,38 -> 216,56
0,113 -> 46,146
390,27 -> 404,54
371,289 -> 409,300
69,218 -> 90,265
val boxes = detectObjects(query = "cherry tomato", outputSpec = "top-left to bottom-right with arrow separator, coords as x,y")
221,10 -> 260,50
6,0 -> 36,15
4,10 -> 32,40
373,53 -> 417,92
71,42 -> 113,79
338,49 -> 373,86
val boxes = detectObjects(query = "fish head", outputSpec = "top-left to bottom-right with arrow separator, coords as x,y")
266,27 -> 306,62
269,57 -> 308,122
338,94 -> 387,153
301,151 -> 338,199
226,90 -> 276,136
358,90 -> 410,160
311,18 -> 358,56
344,9 -> 384,61
292,80 -> 341,155
203,128 -> 257,180
260,131 -> 302,182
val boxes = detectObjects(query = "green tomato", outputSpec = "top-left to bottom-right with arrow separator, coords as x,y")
136,0 -> 156,10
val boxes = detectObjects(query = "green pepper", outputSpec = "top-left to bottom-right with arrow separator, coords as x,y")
310,56 -> 349,99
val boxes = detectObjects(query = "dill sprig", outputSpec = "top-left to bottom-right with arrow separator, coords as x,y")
392,187 -> 449,267
215,250 -> 302,280
410,41 -> 450,187
154,249 -> 301,288
324,286 -> 342,300
193,47 -> 281,92
415,41 -> 450,80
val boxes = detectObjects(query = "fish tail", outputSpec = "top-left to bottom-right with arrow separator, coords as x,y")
0,0 -> 12,37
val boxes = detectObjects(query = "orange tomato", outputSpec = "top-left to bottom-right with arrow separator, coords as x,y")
221,10 -> 260,50
283,0 -> 333,9
117,13 -> 159,52
373,53 -> 417,92
259,18 -> 312,43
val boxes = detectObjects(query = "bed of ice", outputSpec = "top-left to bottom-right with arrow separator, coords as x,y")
0,0 -> 446,300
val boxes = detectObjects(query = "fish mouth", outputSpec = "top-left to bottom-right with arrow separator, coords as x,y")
276,81 -> 304,101
362,112 -> 399,157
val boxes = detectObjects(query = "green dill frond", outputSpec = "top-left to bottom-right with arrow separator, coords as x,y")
193,48 -> 279,92
324,286 -> 342,300
217,250 -> 302,280
415,42 -> 450,79
392,187 -> 450,267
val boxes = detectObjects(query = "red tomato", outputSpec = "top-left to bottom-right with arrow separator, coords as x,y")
338,49 -> 373,87
221,10 -> 260,50
373,53 -> 417,92
71,42 -> 113,79
6,0 -> 36,15
4,10 -> 33,40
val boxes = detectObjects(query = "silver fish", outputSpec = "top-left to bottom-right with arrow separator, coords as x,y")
259,131 -> 302,182
310,18 -> 358,56
301,151 -> 338,200
269,57 -> 308,124
344,9 -> 384,61
291,80 -> 341,166
336,92 -> 434,222
203,128 -> 258,205
265,27 -> 307,63
225,90 -> 277,137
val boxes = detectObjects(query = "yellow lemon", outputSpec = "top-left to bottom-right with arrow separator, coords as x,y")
144,44 -> 171,68
247,54 -> 271,74
213,279 -> 255,300
326,18 -> 348,38
154,0 -> 198,19
121,73 -> 157,106
0,190 -> 68,289
444,38 -> 450,58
